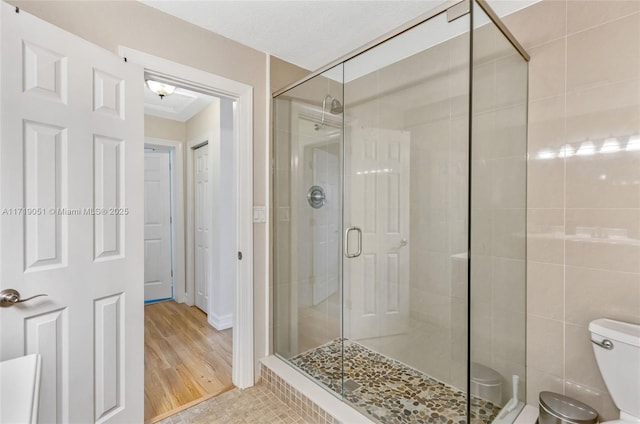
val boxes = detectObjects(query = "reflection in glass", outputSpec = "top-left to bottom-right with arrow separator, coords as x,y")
273,64 -> 345,396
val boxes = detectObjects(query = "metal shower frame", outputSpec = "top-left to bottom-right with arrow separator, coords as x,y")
272,0 -> 529,98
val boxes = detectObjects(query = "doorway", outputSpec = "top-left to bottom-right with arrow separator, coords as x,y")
121,48 -> 255,395
142,79 -> 236,422
0,8 -> 254,423
144,147 -> 173,303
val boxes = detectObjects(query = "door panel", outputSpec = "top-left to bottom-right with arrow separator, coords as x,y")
345,127 -> 410,341
94,293 -> 124,421
310,146 -> 340,305
0,4 -> 144,423
94,135 -> 125,260
23,120 -> 67,271
144,151 -> 173,301
24,309 -> 67,422
194,144 -> 210,313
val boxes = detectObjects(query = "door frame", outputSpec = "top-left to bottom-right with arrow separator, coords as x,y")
121,47 -> 254,389
144,137 -> 185,303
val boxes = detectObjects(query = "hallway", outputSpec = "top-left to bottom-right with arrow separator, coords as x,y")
145,301 -> 233,422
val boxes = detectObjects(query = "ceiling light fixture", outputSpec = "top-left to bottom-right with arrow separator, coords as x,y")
145,79 -> 176,99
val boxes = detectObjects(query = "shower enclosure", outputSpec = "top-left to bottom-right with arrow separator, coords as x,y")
272,1 -> 528,423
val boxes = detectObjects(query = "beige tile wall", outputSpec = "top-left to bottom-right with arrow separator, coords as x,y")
471,11 -> 528,406
269,2 -> 640,418
340,31 -> 471,391
504,1 -> 640,418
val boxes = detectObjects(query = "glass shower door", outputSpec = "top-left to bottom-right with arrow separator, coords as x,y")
273,2 -> 528,422
341,10 -> 472,421
470,1 -> 528,420
272,64 -> 345,397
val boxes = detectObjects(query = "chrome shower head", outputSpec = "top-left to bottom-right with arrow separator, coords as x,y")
315,94 -> 342,130
329,98 -> 343,114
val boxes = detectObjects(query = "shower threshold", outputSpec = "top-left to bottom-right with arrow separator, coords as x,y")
290,339 -> 500,424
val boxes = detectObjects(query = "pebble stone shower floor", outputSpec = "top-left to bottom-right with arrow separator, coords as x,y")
290,339 -> 500,424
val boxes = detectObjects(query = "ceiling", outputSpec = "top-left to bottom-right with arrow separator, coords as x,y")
144,83 -> 216,121
139,0 -> 539,72
141,0 -> 539,121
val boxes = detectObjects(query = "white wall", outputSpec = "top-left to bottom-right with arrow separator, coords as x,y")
186,101 -> 220,142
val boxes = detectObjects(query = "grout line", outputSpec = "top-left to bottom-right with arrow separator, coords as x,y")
528,260 -> 640,276
565,7 -> 640,37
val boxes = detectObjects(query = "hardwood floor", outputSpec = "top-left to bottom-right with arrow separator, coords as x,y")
145,300 -> 233,422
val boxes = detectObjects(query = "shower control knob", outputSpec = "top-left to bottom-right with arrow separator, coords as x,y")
307,185 -> 326,209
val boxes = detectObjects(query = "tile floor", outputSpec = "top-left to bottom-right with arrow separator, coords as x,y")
159,339 -> 502,424
157,384 -> 309,424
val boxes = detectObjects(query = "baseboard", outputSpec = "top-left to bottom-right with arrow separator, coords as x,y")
208,312 -> 233,330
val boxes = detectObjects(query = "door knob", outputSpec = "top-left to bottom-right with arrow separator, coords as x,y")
0,289 -> 47,307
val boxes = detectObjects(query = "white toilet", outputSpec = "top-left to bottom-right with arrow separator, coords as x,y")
589,318 -> 640,424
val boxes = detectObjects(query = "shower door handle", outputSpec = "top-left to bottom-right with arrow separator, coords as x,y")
344,226 -> 362,258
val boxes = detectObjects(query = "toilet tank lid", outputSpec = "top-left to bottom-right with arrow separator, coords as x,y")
589,318 -> 640,347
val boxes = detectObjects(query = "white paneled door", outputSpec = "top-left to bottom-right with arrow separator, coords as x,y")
311,146 -> 340,306
194,144 -> 210,313
346,127 -> 411,341
0,4 -> 144,424
144,150 -> 173,301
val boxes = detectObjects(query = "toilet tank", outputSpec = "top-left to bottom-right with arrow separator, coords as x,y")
589,319 -> 640,419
